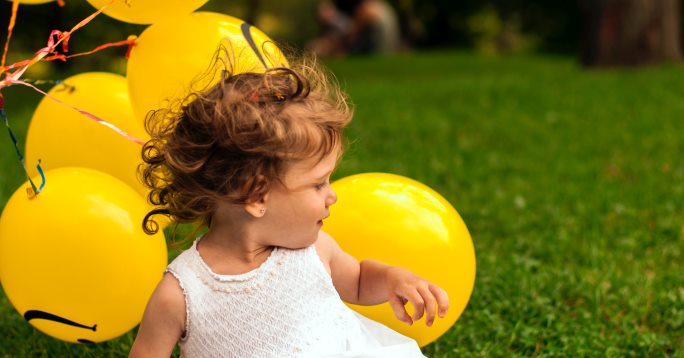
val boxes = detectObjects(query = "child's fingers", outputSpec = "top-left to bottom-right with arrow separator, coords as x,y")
403,289 -> 425,323
388,294 -> 412,325
418,285 -> 437,326
428,283 -> 449,317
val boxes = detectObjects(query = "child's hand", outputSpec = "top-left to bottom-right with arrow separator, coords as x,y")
385,266 -> 449,327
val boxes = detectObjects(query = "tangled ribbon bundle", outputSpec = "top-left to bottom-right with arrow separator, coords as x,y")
0,0 -> 142,197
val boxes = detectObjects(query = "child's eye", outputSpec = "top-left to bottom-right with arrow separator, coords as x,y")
315,182 -> 328,190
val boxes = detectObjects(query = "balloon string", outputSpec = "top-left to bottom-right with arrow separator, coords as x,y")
14,78 -> 62,86
13,80 -> 145,145
0,0 -> 142,147
58,35 -> 137,60
0,0 -> 115,87
1,35 -> 136,70
3,31 -> 67,84
1,0 -> 20,70
0,93 -> 46,198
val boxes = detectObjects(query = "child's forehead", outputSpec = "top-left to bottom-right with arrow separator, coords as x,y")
284,151 -> 339,180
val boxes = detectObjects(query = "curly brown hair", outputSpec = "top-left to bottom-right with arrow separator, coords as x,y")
140,56 -> 353,235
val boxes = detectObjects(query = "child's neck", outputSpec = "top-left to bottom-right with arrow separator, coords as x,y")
197,220 -> 274,275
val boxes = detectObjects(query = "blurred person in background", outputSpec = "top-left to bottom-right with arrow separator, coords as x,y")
309,0 -> 400,57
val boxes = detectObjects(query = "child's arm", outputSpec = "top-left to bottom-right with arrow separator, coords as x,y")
129,273 -> 185,358
317,231 -> 449,326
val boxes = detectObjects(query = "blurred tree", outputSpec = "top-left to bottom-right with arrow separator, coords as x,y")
383,0 -> 580,53
384,0 -> 480,48
580,0 -> 681,66
491,0 -> 580,54
244,0 -> 260,25
466,5 -> 538,55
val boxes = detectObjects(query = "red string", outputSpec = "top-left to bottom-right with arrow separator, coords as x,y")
62,36 -> 137,60
0,36 -> 135,74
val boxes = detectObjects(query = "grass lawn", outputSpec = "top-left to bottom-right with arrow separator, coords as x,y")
1,51 -> 683,356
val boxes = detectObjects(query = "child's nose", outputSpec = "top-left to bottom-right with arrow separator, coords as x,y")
326,187 -> 337,207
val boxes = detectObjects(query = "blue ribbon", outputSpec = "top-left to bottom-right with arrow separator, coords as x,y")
1,96 -> 46,196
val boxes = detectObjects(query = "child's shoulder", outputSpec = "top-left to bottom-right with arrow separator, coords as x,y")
313,231 -> 340,273
154,273 -> 186,313
314,230 -> 333,256
138,272 -> 186,335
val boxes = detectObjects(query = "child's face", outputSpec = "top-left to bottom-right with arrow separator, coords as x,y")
261,149 -> 339,249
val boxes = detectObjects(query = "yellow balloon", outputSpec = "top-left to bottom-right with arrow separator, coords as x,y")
0,167 -> 167,343
325,173 -> 476,347
127,12 -> 288,121
9,0 -> 55,4
86,0 -> 208,25
25,72 -> 150,198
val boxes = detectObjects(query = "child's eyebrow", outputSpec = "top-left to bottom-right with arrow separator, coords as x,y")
313,170 -> 333,181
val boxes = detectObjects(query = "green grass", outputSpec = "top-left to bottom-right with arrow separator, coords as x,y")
1,51 -> 684,356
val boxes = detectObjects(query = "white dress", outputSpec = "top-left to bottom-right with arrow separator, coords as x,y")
166,239 -> 425,358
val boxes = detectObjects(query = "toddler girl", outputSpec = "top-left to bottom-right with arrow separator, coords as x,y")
129,57 -> 449,357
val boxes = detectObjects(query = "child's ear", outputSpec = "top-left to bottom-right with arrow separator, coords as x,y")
243,175 -> 270,218
244,192 -> 269,218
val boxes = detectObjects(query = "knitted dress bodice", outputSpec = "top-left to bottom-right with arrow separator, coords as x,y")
166,239 -> 425,358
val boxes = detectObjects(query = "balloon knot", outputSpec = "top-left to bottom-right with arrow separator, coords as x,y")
26,187 -> 36,200
125,35 -> 137,59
